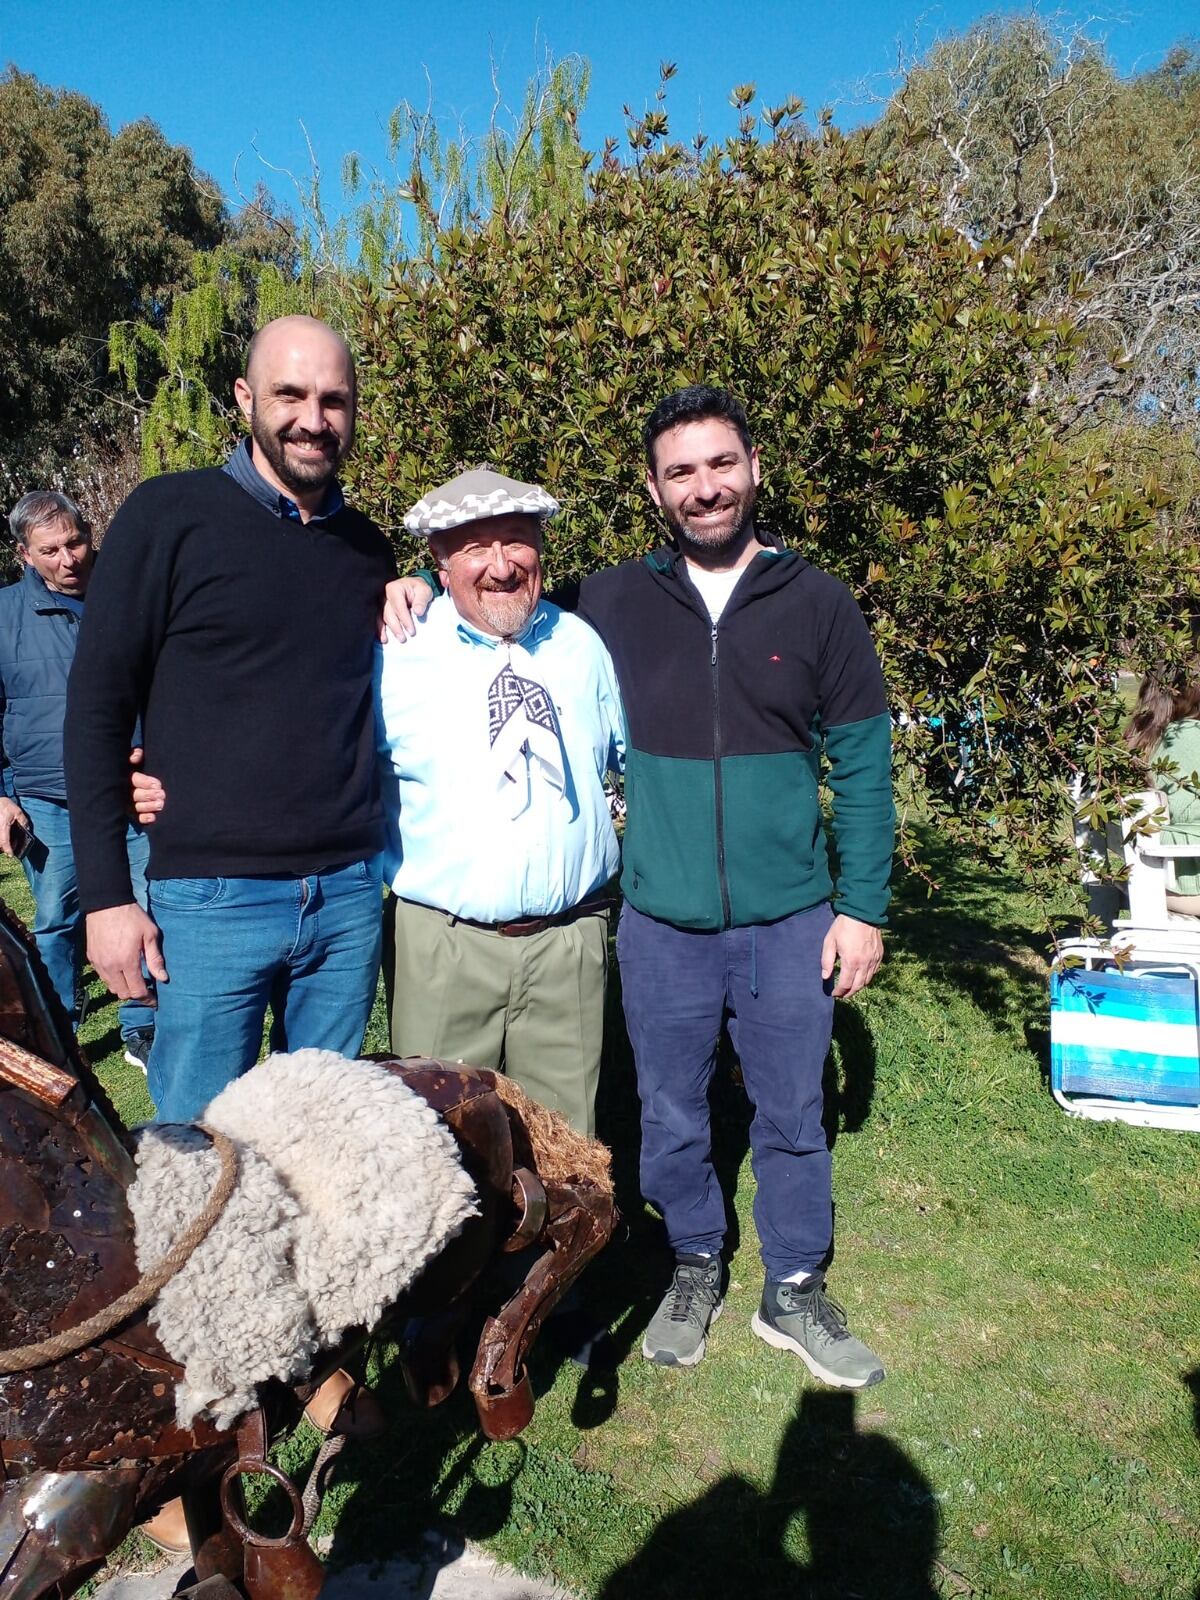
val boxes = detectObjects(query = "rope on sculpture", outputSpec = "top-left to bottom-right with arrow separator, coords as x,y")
0,1123 -> 239,1374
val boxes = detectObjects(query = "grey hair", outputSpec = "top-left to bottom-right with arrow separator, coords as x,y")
9,491 -> 88,549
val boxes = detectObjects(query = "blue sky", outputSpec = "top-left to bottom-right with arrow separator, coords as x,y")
3,2 -> 1195,219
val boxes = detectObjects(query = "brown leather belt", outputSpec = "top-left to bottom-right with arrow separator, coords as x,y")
432,893 -> 615,939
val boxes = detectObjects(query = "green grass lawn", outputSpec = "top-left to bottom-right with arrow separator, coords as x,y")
5,841 -> 1198,1600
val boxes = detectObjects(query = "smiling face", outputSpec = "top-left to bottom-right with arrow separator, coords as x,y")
233,317 -> 355,508
646,416 -> 761,561
431,513 -> 544,638
19,513 -> 94,596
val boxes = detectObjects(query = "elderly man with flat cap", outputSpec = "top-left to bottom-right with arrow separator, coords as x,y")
377,468 -> 624,1136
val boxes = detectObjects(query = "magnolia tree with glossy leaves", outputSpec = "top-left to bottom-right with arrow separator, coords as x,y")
344,96 -> 1178,916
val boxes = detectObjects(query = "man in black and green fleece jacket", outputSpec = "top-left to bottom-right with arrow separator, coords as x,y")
573,386 -> 894,1385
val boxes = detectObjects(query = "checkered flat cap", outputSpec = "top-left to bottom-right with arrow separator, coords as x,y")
403,468 -> 559,535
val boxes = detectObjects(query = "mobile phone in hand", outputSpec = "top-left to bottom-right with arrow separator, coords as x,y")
10,820 -> 36,861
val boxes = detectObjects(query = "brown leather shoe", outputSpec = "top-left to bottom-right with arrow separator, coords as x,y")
138,1496 -> 190,1555
302,1369 -> 385,1440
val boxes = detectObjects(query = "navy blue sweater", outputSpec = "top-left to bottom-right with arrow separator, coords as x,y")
64,469 -> 395,912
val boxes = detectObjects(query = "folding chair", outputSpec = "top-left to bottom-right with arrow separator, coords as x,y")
1052,791 -> 1200,1130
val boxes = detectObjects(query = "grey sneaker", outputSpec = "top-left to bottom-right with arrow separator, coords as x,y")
751,1276 -> 885,1388
642,1254 -> 723,1367
122,1027 -> 154,1075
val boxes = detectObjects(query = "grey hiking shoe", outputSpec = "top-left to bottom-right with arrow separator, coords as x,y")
642,1254 -> 723,1367
751,1276 -> 885,1388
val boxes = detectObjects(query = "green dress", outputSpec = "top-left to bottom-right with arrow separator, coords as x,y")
1156,719 -> 1200,896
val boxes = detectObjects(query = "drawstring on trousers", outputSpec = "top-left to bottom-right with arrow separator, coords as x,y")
749,927 -> 759,998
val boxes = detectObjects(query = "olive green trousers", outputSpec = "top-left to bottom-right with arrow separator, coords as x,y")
385,894 -> 608,1136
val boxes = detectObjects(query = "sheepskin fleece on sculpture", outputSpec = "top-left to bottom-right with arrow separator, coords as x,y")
131,1122 -> 313,1430
131,1049 -> 479,1430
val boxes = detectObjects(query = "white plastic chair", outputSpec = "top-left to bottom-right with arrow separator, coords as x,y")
1120,789 -> 1200,932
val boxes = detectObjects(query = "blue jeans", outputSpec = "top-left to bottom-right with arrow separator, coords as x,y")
617,900 -> 835,1280
18,795 -> 155,1040
147,858 -> 384,1123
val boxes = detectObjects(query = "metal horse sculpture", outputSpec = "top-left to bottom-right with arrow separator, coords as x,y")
0,902 -> 614,1600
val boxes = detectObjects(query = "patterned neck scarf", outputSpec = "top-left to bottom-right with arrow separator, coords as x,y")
488,642 -> 566,818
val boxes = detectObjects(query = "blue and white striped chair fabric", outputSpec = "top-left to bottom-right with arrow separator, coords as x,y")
1051,963 -> 1200,1106
1050,942 -> 1200,1129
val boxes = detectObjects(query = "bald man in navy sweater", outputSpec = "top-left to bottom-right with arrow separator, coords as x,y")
65,317 -> 395,1123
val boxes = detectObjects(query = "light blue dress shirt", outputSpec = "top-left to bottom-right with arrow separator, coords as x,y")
376,594 -> 625,922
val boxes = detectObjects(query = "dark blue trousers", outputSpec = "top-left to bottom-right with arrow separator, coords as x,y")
617,900 -> 835,1280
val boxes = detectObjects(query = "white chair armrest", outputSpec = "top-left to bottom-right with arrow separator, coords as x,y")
1136,842 -> 1200,861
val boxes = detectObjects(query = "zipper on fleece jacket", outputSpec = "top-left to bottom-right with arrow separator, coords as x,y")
711,621 -> 732,927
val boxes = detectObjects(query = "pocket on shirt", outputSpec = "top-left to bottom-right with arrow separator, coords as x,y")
150,876 -> 226,911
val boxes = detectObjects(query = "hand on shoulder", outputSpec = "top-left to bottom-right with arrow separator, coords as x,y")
381,576 -> 436,643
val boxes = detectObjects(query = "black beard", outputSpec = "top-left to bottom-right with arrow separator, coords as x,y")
250,408 -> 344,496
661,489 -> 757,562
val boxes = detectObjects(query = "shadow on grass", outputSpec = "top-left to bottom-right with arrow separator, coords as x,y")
322,1368 -> 519,1570
888,829 -> 1051,1028
86,1022 -> 122,1063
596,1389 -> 941,1600
1187,1369 -> 1200,1600
1024,1020 -> 1053,1084
824,1000 -> 876,1146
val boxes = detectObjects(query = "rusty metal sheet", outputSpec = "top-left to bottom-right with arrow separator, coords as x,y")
0,1467 -> 141,1600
